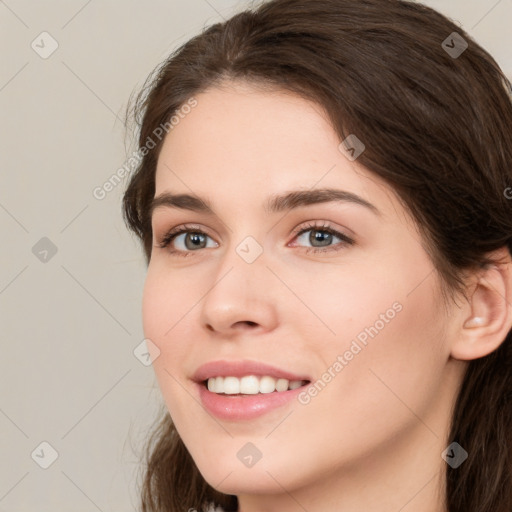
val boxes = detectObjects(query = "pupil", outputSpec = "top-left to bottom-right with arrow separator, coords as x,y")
186,233 -> 206,249
311,230 -> 331,247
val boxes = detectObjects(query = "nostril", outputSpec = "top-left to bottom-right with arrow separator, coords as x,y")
233,320 -> 259,329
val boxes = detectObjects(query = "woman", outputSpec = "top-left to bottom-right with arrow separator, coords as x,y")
122,0 -> 512,511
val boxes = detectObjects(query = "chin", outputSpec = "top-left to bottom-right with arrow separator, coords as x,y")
193,448 -> 306,496
202,468 -> 289,496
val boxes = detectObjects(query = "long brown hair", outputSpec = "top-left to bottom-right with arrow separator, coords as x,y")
122,1 -> 512,510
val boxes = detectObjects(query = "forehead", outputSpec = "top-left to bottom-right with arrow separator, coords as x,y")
157,83 -> 343,184
158,82 -> 334,165
153,81 -> 410,228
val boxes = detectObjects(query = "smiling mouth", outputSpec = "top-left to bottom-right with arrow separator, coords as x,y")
203,376 -> 311,395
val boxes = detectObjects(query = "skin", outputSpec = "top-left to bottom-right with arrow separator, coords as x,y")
142,80 -> 512,512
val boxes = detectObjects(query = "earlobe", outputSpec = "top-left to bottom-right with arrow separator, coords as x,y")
451,247 -> 512,361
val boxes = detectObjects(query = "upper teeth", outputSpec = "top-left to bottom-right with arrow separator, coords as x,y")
207,375 -> 306,394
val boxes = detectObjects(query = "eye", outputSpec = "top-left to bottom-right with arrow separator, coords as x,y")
155,221 -> 354,257
291,222 -> 354,254
156,224 -> 217,257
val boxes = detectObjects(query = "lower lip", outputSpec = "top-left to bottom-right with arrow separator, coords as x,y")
196,381 -> 308,421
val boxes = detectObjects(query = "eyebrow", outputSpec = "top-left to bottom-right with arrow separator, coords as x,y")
149,188 -> 381,219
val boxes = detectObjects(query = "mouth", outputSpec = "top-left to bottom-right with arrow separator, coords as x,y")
196,377 -> 312,421
192,360 -> 313,420
192,359 -> 312,419
202,376 -> 311,395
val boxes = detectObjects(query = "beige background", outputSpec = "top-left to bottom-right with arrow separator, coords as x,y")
0,1 -> 510,510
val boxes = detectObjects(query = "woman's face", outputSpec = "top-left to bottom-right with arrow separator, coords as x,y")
143,81 -> 462,501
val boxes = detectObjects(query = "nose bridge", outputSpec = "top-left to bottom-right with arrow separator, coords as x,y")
213,230 -> 267,284
199,233 -> 276,332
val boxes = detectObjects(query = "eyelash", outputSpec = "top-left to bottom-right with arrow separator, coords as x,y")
156,222 -> 355,257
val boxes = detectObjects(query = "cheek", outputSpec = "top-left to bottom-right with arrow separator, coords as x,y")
281,258 -> 404,360
142,263 -> 194,340
299,255 -> 448,426
315,272 -> 447,440
141,268 -> 197,422
141,266 -> 197,377
141,270 -> 167,342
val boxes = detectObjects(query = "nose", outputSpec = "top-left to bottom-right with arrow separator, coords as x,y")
199,241 -> 279,337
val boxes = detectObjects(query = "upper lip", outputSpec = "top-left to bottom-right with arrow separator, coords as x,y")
192,360 -> 312,383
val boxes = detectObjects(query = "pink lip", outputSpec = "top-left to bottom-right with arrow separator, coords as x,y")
191,359 -> 311,383
192,360 -> 312,421
196,381 -> 309,421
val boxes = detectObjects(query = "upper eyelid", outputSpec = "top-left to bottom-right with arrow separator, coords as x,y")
159,221 -> 346,237
291,224 -> 354,245
158,222 -> 353,248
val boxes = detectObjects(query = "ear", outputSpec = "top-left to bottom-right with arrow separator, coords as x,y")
451,246 -> 512,361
